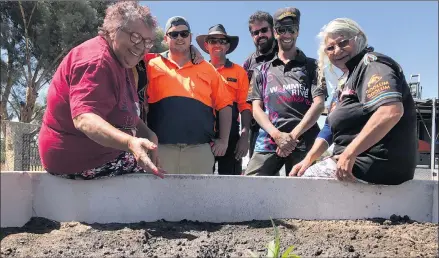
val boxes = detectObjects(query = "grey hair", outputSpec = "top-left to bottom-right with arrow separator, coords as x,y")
98,1 -> 157,40
316,18 -> 368,87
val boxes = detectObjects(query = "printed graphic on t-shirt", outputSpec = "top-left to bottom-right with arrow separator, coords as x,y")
255,70 -> 313,152
249,53 -> 325,153
363,73 -> 401,110
340,87 -> 356,100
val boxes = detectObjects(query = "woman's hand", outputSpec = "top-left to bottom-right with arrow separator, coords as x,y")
128,137 -> 165,178
333,152 -> 356,182
289,157 -> 314,176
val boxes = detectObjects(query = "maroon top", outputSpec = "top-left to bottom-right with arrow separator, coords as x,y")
39,36 -> 140,174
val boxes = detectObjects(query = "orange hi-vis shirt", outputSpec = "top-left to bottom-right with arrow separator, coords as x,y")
216,59 -> 251,113
146,52 -> 233,145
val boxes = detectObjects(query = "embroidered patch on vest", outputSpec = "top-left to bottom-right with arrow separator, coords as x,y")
227,77 -> 237,82
363,53 -> 378,66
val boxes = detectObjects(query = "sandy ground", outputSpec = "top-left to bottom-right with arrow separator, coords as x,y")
1,215 -> 437,257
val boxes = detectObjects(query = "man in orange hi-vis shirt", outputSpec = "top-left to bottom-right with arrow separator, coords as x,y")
196,24 -> 252,175
135,47 -> 203,122
146,16 -> 233,175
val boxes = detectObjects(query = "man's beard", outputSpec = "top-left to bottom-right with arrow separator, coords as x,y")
255,36 -> 275,55
278,38 -> 296,52
170,44 -> 189,54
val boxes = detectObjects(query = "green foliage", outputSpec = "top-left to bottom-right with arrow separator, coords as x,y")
248,219 -> 300,258
150,28 -> 168,53
2,1 -> 163,123
1,1 -> 113,122
1,1 -> 168,122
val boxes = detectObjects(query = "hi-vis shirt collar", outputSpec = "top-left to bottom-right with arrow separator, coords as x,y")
209,59 -> 234,68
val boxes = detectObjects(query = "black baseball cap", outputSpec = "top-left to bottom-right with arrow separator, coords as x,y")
165,16 -> 191,33
273,7 -> 300,27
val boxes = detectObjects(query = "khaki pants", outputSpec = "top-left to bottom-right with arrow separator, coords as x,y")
158,143 -> 214,174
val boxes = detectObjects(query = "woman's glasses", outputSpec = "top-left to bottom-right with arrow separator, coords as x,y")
119,28 -> 153,49
325,38 -> 354,52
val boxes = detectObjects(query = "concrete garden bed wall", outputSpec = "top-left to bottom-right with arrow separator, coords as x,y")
1,171 -> 437,227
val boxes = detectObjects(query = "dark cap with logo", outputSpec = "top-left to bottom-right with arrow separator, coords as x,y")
273,7 -> 300,27
165,16 -> 191,33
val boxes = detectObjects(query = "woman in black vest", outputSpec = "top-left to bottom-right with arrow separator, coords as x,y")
290,18 -> 417,185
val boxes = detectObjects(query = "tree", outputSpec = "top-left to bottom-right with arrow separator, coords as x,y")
1,1 -> 112,123
0,2 -> 26,121
150,29 -> 168,53
1,1 -> 167,123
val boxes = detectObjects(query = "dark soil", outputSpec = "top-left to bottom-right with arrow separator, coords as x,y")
1,215 -> 438,257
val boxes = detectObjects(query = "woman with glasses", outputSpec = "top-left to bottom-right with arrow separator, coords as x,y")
289,18 -> 417,185
38,2 -> 166,180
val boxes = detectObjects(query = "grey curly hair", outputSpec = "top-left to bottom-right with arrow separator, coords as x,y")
316,18 -> 368,87
98,1 -> 157,40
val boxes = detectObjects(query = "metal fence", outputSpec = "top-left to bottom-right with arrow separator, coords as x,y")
1,134 -> 5,165
22,128 -> 42,171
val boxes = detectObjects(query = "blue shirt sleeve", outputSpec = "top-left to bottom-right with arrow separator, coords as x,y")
317,118 -> 333,146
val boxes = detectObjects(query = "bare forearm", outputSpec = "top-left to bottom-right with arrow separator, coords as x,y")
240,110 -> 252,136
218,106 -> 232,141
304,138 -> 329,162
73,113 -> 134,152
253,103 -> 279,137
136,120 -> 155,139
344,103 -> 403,157
291,98 -> 325,138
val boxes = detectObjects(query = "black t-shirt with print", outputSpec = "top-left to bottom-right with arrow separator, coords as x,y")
243,42 -> 279,85
243,42 -> 279,135
248,49 -> 327,153
328,50 -> 417,185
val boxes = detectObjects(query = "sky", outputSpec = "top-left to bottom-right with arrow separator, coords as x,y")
32,1 -> 438,128
143,1 -> 438,102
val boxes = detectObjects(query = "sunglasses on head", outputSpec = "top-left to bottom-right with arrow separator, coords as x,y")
325,38 -> 353,52
206,38 -> 229,45
275,26 -> 298,35
167,30 -> 190,39
251,27 -> 269,36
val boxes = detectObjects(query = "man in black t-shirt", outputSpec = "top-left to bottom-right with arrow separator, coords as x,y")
245,7 -> 327,176
243,11 -> 278,159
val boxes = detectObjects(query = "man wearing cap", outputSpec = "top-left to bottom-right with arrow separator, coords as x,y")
243,11 -> 279,160
146,16 -> 233,174
135,44 -> 204,123
196,24 -> 251,175
245,7 -> 327,176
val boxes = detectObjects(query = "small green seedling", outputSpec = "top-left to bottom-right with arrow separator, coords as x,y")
248,218 -> 300,258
